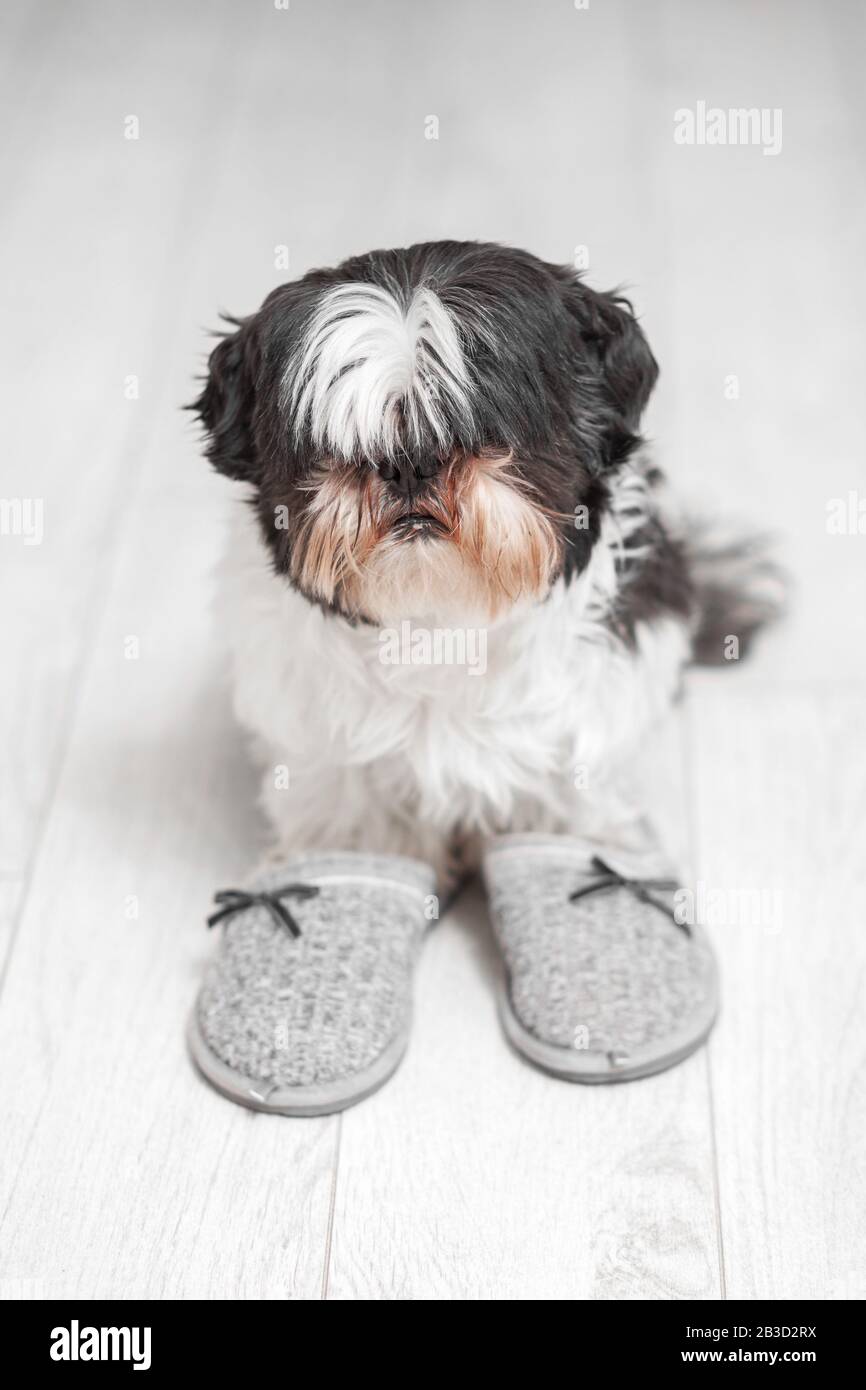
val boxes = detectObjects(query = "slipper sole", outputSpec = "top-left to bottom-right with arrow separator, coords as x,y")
496,931 -> 719,1085
187,1010 -> 410,1116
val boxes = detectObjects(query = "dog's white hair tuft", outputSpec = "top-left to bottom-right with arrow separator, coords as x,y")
286,282 -> 475,459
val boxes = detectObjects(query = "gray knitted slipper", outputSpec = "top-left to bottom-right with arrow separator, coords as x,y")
482,834 -> 718,1083
188,851 -> 436,1116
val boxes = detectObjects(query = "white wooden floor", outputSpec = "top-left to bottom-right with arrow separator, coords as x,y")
1,0 -> 864,1300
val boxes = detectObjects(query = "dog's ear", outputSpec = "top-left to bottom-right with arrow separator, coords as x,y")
189,315 -> 261,481
561,277 -> 659,469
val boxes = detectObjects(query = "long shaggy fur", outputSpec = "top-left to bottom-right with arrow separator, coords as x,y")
684,522 -> 787,664
293,451 -> 560,623
287,282 -> 477,459
190,240 -> 781,880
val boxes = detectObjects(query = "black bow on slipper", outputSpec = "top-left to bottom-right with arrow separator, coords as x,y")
207,884 -> 320,938
569,855 -> 689,933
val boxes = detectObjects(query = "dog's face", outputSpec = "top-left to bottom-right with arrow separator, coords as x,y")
192,241 -> 657,625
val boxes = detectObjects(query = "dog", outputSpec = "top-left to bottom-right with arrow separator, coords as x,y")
191,240 -> 780,892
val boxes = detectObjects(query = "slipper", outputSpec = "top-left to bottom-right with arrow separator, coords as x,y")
188,850 -> 436,1116
482,834 -> 718,1083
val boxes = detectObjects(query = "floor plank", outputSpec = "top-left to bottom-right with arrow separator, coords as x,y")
689,678 -> 866,1301
0,453 -> 337,1299
0,0 -> 250,968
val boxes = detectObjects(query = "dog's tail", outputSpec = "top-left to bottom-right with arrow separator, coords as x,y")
683,520 -> 787,666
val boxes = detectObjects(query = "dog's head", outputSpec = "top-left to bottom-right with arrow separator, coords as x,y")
191,241 -> 657,624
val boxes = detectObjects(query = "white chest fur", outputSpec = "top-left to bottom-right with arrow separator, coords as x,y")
217,500 -> 689,840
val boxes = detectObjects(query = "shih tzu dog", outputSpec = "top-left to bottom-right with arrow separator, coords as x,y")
191,240 -> 778,890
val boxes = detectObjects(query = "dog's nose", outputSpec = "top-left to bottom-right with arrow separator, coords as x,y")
378,453 -> 440,497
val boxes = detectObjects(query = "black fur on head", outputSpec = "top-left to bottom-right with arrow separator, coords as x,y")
190,240 -> 658,622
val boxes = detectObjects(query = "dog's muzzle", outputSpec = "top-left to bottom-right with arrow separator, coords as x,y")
390,511 -> 448,538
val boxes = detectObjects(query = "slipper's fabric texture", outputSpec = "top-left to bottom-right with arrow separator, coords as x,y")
189,851 -> 436,1115
482,834 -> 718,1083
